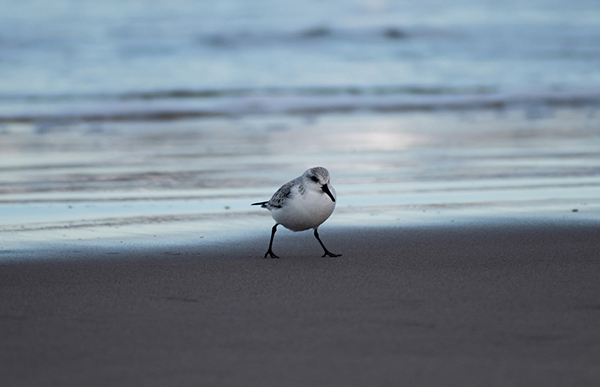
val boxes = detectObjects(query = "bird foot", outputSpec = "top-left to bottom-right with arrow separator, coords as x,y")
264,250 -> 280,259
321,251 -> 342,258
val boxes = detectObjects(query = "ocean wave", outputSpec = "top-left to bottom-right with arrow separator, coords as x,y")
1,88 -> 599,124
201,25 -> 411,48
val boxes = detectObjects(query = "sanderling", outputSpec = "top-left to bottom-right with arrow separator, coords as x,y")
252,167 -> 341,258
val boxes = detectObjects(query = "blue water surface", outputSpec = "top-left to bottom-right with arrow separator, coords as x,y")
2,0 -> 599,98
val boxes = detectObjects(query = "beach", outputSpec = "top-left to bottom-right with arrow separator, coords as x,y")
2,0 -> 600,385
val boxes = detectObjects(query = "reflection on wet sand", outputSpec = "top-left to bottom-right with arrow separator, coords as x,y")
1,107 -> 599,248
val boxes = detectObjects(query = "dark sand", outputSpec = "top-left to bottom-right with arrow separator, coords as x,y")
2,220 -> 599,386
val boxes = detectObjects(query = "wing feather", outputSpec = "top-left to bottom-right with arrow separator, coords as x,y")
267,177 -> 299,209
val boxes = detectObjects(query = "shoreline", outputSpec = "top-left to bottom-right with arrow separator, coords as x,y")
2,107 -> 598,245
2,210 -> 597,264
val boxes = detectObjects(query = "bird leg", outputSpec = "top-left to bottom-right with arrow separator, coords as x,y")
314,228 -> 341,257
264,224 -> 280,258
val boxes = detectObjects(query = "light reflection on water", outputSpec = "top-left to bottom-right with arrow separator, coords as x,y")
1,108 -> 599,241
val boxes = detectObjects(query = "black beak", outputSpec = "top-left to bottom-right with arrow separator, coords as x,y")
321,184 -> 335,202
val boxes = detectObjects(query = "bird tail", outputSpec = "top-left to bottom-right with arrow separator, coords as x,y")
251,201 -> 268,208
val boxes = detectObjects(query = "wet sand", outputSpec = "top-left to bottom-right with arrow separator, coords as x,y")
2,107 -> 599,236
2,219 -> 600,387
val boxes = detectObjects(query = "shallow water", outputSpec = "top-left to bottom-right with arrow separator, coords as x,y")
1,106 -> 599,254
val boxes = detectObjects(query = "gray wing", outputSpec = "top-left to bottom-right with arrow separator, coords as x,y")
267,178 -> 300,209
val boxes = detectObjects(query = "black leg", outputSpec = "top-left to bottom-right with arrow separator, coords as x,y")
264,224 -> 280,258
314,228 -> 341,258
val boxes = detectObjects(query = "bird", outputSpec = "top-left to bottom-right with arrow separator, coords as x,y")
252,167 -> 341,258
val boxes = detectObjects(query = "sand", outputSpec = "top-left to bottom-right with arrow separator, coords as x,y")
2,219 -> 599,387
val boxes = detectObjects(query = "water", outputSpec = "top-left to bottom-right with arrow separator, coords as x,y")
2,0 -> 600,121
1,1 -> 599,253
2,109 -> 599,243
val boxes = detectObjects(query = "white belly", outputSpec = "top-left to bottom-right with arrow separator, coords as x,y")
271,189 -> 336,231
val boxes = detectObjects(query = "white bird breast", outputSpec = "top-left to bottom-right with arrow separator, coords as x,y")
271,184 -> 336,232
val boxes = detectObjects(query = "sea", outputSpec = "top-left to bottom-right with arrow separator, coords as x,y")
2,0 -> 600,119
1,0 -> 599,256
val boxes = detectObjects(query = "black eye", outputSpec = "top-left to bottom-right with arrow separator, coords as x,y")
310,176 -> 319,183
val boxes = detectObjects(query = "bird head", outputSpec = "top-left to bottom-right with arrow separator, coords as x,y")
303,167 -> 336,202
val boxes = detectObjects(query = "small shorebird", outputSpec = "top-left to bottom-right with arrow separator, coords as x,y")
252,167 -> 341,258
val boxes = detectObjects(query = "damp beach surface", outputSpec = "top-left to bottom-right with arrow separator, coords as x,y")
1,220 -> 600,386
1,107 -> 599,252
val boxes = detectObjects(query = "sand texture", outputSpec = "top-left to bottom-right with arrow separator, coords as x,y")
2,221 -> 599,386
